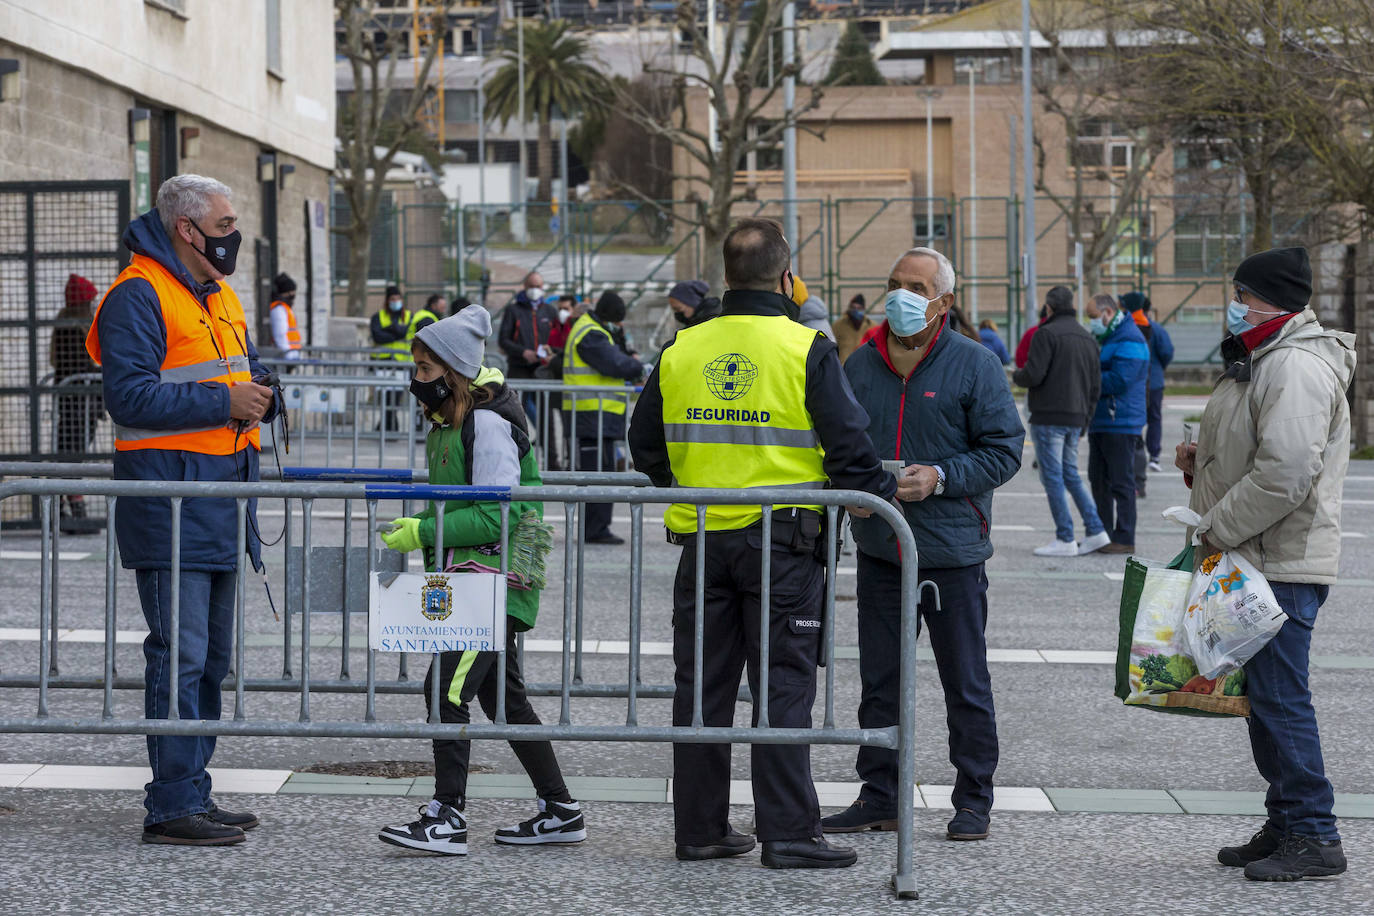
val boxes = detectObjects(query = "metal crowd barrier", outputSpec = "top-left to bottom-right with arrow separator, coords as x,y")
0,475 -> 928,899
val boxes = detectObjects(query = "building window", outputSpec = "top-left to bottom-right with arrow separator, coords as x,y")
332,189 -> 399,286
444,90 -> 478,124
1071,120 -> 1136,174
145,0 -> 188,18
266,0 -> 284,78
913,213 -> 950,241
1173,213 -> 1241,276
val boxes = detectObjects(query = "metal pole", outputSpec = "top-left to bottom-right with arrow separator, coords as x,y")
782,2 -> 798,255
477,25 -> 488,294
1075,240 -> 1084,313
925,92 -> 935,244
517,11 -> 527,243
561,117 -> 571,285
1021,0 -> 1038,329
968,65 -> 978,321
706,0 -> 717,152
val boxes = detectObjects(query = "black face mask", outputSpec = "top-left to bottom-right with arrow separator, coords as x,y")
673,308 -> 690,325
410,375 -> 452,413
188,219 -> 242,276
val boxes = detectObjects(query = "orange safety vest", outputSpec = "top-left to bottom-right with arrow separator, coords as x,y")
272,299 -> 302,350
86,253 -> 261,455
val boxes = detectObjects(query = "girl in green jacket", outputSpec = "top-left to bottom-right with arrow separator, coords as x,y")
377,307 -> 584,856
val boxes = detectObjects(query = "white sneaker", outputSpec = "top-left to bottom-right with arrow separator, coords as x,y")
494,798 -> 587,845
1078,531 -> 1113,555
1148,460 -> 1163,473
378,799 -> 468,855
1033,539 -> 1079,557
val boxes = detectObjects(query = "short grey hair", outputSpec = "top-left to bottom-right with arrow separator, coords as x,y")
156,174 -> 232,238
890,246 -> 956,297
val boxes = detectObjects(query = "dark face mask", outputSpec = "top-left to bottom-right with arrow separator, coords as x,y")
673,308 -> 691,325
188,219 -> 242,276
847,308 -> 865,322
410,375 -> 452,413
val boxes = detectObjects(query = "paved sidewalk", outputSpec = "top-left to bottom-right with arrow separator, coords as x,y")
0,790 -> 1369,914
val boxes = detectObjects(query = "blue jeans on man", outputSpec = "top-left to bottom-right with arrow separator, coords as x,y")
854,553 -> 997,815
1030,424 -> 1105,544
1246,582 -> 1339,840
136,568 -> 236,826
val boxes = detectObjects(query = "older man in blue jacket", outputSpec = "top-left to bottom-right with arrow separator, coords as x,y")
822,247 -> 1024,842
1085,293 -> 1149,552
88,175 -> 277,846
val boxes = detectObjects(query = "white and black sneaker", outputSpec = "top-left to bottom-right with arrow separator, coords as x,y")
494,798 -> 587,845
378,799 -> 468,855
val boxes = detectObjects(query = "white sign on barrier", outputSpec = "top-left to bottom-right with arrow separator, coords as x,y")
282,384 -> 346,414
369,571 -> 506,653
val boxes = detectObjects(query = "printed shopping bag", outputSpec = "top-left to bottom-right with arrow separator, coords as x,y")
1181,551 -> 1287,680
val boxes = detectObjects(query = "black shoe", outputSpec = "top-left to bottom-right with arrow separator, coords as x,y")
204,801 -> 259,831
676,826 -> 756,861
1244,834 -> 1347,881
585,532 -> 625,545
761,836 -> 858,869
378,801 -> 468,855
820,800 -> 898,834
494,798 -> 587,845
1218,824 -> 1281,867
142,814 -> 246,846
946,808 -> 990,841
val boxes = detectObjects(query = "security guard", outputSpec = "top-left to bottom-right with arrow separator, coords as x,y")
268,272 -> 302,359
408,293 -> 443,341
562,290 -> 647,543
86,174 -> 276,846
629,219 -> 895,869
370,284 -> 412,361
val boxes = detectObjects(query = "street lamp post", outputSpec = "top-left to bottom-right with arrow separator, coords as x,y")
782,2 -> 798,259
917,87 -> 942,246
1021,0 -> 1037,329
955,57 -> 981,320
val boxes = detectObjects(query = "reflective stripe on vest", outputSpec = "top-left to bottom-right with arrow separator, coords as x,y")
272,301 -> 302,349
561,313 -> 628,416
658,313 -> 825,534
86,253 -> 260,455
406,309 -> 440,341
373,309 -> 413,360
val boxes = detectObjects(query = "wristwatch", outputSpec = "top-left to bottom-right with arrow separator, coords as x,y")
933,465 -> 946,496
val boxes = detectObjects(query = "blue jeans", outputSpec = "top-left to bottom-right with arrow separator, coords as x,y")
1246,582 -> 1338,840
1030,424 -> 1105,543
855,555 -> 998,816
136,568 -> 236,826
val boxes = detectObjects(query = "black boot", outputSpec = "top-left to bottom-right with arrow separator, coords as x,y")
761,836 -> 857,869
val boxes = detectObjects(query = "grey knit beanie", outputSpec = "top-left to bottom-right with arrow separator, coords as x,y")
415,305 -> 491,379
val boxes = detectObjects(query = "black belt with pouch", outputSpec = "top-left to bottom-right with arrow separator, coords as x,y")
666,508 -> 822,552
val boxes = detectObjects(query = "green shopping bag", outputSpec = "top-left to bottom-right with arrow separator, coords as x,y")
1114,545 -> 1250,718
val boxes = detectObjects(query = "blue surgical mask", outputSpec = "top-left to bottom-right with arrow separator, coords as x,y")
884,288 -> 935,338
1088,316 -> 1108,338
1226,299 -> 1251,337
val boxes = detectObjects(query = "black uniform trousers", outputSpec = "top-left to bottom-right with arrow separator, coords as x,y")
574,437 -> 618,538
425,626 -> 571,809
1088,431 -> 1140,545
670,525 -> 824,845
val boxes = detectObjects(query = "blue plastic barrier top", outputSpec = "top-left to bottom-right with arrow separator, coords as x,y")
364,484 -> 513,502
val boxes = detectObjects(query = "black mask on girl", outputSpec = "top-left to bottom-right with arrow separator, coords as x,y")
410,375 -> 452,413
188,219 -> 242,275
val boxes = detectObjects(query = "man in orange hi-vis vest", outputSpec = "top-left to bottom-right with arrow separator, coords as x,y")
269,271 -> 303,359
86,174 -> 277,848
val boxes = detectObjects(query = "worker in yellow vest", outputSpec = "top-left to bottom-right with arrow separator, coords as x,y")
86,174 -> 276,847
561,290 -> 648,543
370,285 -> 412,361
269,272 -> 302,360
408,294 -> 443,341
628,219 -> 895,870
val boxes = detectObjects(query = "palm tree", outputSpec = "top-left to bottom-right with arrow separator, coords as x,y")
483,19 -> 611,202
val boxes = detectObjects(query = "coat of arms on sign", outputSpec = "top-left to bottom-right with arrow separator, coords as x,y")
421,574 -> 454,621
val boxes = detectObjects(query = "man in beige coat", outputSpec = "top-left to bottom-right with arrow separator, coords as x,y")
1176,246 -> 1356,882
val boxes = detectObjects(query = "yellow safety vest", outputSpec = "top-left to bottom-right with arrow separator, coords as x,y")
373,308 -> 413,361
659,313 -> 826,534
407,308 -> 440,342
561,313 -> 628,415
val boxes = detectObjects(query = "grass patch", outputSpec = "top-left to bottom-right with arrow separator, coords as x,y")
1184,414 -> 1203,423
1353,446 -> 1374,461
1166,384 -> 1214,396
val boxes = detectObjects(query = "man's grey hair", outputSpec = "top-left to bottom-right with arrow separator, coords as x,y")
890,246 -> 956,297
156,174 -> 232,238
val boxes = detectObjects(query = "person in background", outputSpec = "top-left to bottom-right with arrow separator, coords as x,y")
1015,303 -> 1049,369
946,304 -> 980,342
410,294 -> 443,339
498,271 -> 559,432
978,319 -> 1011,365
1011,286 -> 1109,557
51,273 -> 105,521
546,293 -> 580,356
562,291 -> 647,543
832,293 -> 875,363
1139,297 -> 1174,472
268,272 -> 302,360
1178,246 -> 1353,882
448,295 -> 471,318
790,276 -> 835,341
1120,290 -> 1153,344
1085,293 -> 1148,554
1119,291 -> 1154,494
370,285 -> 412,361
666,279 -> 718,329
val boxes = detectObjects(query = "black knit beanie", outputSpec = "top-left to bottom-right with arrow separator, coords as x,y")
1232,247 -> 1311,312
594,290 -> 626,322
